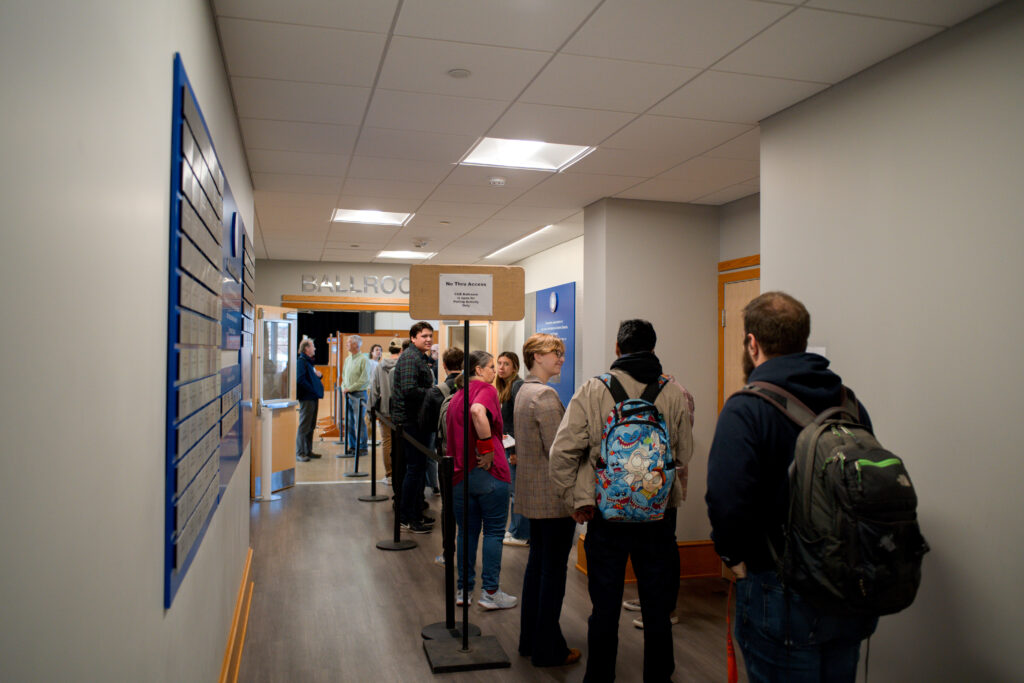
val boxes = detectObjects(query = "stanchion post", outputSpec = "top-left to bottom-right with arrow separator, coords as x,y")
376,422 -> 415,551
360,407 -> 388,502
345,395 -> 369,478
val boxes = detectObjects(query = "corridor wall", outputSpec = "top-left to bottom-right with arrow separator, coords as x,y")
760,2 -> 1024,679
0,0 -> 252,680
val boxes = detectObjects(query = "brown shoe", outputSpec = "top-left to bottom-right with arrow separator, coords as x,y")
562,648 -> 582,666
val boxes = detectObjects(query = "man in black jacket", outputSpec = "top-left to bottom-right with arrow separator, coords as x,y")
392,322 -> 435,534
295,338 -> 324,462
706,292 -> 877,682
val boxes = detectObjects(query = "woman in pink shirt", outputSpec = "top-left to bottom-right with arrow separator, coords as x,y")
446,350 -> 516,610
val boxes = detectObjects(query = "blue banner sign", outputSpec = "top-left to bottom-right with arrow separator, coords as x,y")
535,282 -> 576,408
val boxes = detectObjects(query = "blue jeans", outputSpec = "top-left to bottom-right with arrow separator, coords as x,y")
425,433 -> 439,490
735,570 -> 879,683
452,468 -> 510,592
507,464 -> 530,540
345,390 -> 368,453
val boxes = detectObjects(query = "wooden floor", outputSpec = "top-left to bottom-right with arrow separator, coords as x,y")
240,434 -> 747,682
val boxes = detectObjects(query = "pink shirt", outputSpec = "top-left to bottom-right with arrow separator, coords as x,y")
446,380 -> 510,485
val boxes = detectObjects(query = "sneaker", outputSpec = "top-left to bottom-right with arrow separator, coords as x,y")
479,589 -> 517,611
503,532 -> 528,547
562,648 -> 582,666
420,514 -> 435,525
632,614 -> 680,629
308,452 -> 323,459
622,599 -> 642,612
400,520 -> 432,534
296,454 -> 310,462
456,589 -> 472,606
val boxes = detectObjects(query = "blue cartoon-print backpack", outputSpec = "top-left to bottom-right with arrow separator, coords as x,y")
594,373 -> 674,522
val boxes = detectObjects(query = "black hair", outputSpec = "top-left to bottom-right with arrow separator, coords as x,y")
409,321 -> 434,338
616,319 -> 657,354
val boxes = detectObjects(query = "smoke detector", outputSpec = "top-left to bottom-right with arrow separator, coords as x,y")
489,176 -> 507,187
413,238 -> 430,249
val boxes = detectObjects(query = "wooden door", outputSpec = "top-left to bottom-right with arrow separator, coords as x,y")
718,268 -> 760,410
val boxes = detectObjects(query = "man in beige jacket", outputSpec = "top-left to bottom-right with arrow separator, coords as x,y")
550,319 -> 693,683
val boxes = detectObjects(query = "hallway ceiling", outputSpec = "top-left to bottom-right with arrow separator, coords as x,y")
212,0 -> 997,264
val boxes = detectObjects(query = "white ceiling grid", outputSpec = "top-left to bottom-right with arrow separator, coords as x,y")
212,0 -> 999,264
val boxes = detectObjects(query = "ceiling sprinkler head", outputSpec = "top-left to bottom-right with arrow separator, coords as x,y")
413,239 -> 429,249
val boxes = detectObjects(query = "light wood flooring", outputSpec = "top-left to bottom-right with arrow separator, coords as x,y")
241,433 -> 747,682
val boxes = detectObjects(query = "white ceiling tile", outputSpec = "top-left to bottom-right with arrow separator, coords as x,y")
405,214 -> 482,231
473,219 -> 548,238
490,205 -> 578,224
659,156 -> 760,186
564,0 -> 791,67
341,178 -> 437,200
354,128 -> 477,163
513,172 -> 645,208
347,156 -> 454,183
428,182 -> 527,204
326,223 -> 400,245
499,221 -> 584,264
248,149 -> 349,176
386,226 -> 470,251
562,147 -> 680,178
217,18 -> 385,86
257,204 -> 333,229
603,115 -> 752,159
378,37 -> 551,100
231,77 -> 370,125
213,0 -> 400,33
252,172 -> 342,194
444,165 -> 551,189
805,0 -> 1001,27
395,0 -> 602,51
321,248 -> 380,262
704,128 -> 760,161
651,70 -> 828,124
430,247 -> 487,264
264,246 -> 325,262
520,54 -> 700,113
417,200 -> 502,218
241,119 -> 358,154
715,7 -> 942,83
614,178 -> 708,203
254,190 -> 338,210
364,90 -> 506,136
488,103 -> 634,147
263,236 -> 328,249
335,195 -> 420,213
691,180 -> 760,205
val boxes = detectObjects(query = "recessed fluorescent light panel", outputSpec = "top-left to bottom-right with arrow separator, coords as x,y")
332,209 -> 413,226
486,225 -> 554,259
461,137 -> 594,172
377,250 -> 436,260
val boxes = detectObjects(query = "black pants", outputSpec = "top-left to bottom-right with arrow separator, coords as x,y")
519,516 -> 577,666
583,508 -> 679,683
398,424 -> 427,523
295,399 -> 318,456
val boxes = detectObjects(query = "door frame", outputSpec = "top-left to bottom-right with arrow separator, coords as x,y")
718,256 -> 760,411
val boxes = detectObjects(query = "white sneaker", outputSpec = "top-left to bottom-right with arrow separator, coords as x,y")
456,589 -> 472,606
479,589 -> 517,610
502,532 -> 528,547
622,598 -> 642,612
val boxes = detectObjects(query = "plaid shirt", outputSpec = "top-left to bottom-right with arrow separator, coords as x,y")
390,345 -> 434,427
512,374 -> 573,519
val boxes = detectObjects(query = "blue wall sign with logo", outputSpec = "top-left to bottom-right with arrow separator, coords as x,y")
535,282 -> 576,408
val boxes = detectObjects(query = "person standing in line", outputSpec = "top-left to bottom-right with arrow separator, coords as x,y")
368,340 -> 401,485
496,351 -> 529,547
550,319 -> 693,683
341,335 -> 370,457
706,292 -> 878,682
295,337 -> 324,462
514,334 -> 581,667
392,322 -> 436,534
366,343 -> 383,451
446,350 -> 517,610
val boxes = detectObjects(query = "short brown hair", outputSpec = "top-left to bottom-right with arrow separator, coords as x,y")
743,291 -> 810,357
409,321 -> 434,338
442,346 -> 464,372
522,333 -> 565,370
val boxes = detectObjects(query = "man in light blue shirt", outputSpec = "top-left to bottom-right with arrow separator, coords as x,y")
342,335 -> 371,456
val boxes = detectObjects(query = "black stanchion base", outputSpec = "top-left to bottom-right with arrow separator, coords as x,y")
423,635 -> 510,673
358,494 -> 389,502
343,472 -> 368,478
376,539 -> 417,551
421,621 -> 482,641
335,452 -> 355,459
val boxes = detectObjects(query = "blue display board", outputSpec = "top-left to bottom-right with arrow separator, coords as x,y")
535,282 -> 576,408
165,55 -> 252,607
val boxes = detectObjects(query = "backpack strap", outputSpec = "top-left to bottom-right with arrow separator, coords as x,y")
639,375 -> 669,404
597,373 -> 630,404
736,381 -> 817,428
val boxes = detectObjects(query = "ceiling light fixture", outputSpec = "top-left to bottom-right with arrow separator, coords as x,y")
485,225 -> 554,259
461,137 -> 594,172
332,209 -> 413,226
377,250 -> 436,260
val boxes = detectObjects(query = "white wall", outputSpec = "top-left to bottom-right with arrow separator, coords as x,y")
761,3 -> 1023,680
719,193 -> 760,262
0,1 -> 251,679
584,199 -> 719,540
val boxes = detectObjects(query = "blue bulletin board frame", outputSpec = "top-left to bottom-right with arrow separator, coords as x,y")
165,54 -> 251,608
535,282 -> 577,408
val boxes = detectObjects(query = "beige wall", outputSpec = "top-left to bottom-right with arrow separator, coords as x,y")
719,193 -> 760,262
761,3 -> 1024,679
0,0 -> 251,679
584,199 -> 719,540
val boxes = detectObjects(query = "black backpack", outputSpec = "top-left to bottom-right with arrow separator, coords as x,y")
740,381 -> 929,616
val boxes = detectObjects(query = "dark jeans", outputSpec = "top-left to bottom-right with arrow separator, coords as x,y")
519,516 -> 576,666
399,424 -> 427,523
295,399 -> 318,456
583,508 -> 679,683
735,570 -> 878,683
507,463 -> 531,540
345,390 -> 368,453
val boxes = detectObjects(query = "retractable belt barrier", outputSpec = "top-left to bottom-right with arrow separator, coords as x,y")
373,412 -> 415,551
342,395 -> 368,478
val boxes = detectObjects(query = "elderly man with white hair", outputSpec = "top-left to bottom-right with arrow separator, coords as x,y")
342,334 -> 371,457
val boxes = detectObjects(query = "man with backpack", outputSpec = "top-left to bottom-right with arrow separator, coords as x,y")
419,346 -> 464,457
550,319 -> 693,683
368,340 -> 401,485
706,291 -> 925,682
